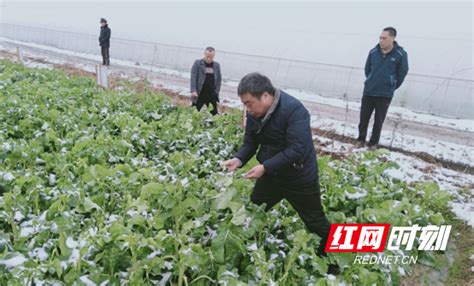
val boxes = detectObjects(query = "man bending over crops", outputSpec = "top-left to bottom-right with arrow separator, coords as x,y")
222,73 -> 336,272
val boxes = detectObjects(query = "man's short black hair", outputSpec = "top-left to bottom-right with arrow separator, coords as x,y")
238,72 -> 275,99
383,27 -> 397,37
100,18 -> 107,24
205,46 -> 215,52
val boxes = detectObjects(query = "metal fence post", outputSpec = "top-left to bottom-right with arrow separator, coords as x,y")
175,46 -> 182,69
96,64 -> 109,88
342,67 -> 354,136
242,106 -> 247,129
274,57 -> 281,81
439,78 -> 452,116
17,46 -> 24,64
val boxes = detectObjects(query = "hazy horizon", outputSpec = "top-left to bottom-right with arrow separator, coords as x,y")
1,1 -> 473,79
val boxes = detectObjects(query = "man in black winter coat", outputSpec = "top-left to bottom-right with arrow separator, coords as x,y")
222,73 -> 334,266
99,18 -> 111,66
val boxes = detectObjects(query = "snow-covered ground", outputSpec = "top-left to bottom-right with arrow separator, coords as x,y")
0,38 -> 472,227
314,135 -> 474,228
1,39 -> 472,166
310,117 -> 473,167
288,89 -> 474,133
382,152 -> 473,228
1,37 -> 473,130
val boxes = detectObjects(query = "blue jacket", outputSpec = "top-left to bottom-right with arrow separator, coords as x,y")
235,90 -> 318,182
363,42 -> 409,97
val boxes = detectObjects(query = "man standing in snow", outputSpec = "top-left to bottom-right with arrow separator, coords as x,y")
190,47 -> 222,116
222,73 -> 336,271
99,18 -> 111,66
357,27 -> 409,148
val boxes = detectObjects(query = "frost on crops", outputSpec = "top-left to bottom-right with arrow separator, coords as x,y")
0,61 -> 454,285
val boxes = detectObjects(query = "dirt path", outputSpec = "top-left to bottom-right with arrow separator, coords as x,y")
1,41 -> 472,147
1,41 -> 473,174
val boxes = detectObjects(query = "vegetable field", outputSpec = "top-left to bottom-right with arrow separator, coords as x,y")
0,60 -> 454,285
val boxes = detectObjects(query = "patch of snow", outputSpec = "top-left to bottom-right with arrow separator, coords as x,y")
14,211 -> 25,221
247,243 -> 258,251
2,172 -> 15,181
80,275 -> 96,286
221,270 -> 238,277
0,253 -> 27,268
68,248 -> 80,263
398,266 -> 406,276
310,116 -> 474,167
450,201 -> 474,228
384,168 -> 406,182
49,173 -> 56,186
345,189 -> 368,200
287,88 -> 474,133
66,237 -> 78,249
29,247 -> 49,261
146,250 -> 162,259
159,272 -> 172,286
50,222 -> 58,233
19,226 -> 35,237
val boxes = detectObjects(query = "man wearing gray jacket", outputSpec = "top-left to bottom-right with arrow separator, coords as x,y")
190,47 -> 222,115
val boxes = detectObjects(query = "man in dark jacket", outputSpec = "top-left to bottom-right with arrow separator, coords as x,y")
99,18 -> 111,66
357,27 -> 409,148
190,47 -> 222,115
222,73 -> 333,263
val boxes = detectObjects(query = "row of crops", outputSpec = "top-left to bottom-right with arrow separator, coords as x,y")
0,60 -> 453,285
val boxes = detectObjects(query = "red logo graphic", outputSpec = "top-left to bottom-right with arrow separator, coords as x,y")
325,224 -> 390,252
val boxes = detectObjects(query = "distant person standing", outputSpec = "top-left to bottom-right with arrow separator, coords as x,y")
190,47 -> 222,116
99,18 -> 111,66
357,27 -> 409,148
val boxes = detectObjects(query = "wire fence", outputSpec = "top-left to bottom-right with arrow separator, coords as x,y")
0,23 -> 472,120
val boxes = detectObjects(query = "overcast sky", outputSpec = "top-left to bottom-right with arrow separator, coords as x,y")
1,1 -> 472,78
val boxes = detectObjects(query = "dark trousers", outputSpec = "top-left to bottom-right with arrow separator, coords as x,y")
192,93 -> 218,116
251,175 -> 331,256
101,46 -> 110,66
357,95 -> 392,146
